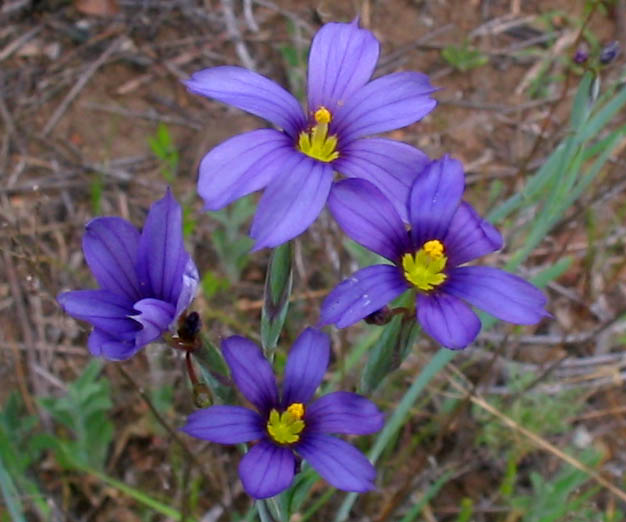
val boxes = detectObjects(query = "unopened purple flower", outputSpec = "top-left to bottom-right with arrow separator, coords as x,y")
186,19 -> 436,250
573,45 -> 589,65
181,328 -> 383,499
599,41 -> 620,65
319,156 -> 549,350
58,189 -> 199,360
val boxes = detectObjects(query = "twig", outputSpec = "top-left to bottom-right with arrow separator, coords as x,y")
235,288 -> 328,311
0,26 -> 41,62
42,36 -> 123,135
220,0 -> 256,71
243,0 -> 259,32
81,102 -> 203,130
447,370 -> 626,503
438,94 -> 561,113
116,365 -> 219,491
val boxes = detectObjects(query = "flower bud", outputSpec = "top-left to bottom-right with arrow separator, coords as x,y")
599,41 -> 619,65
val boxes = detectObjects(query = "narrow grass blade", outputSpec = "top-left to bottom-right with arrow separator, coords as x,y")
261,242 -> 293,355
398,471 -> 453,522
335,348 -> 456,522
0,455 -> 27,522
75,464 -> 193,521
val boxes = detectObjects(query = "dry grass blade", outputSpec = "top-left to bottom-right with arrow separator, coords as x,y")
446,368 -> 626,504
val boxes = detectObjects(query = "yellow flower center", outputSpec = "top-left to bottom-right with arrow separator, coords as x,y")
297,106 -> 339,162
266,403 -> 305,444
402,240 -> 448,292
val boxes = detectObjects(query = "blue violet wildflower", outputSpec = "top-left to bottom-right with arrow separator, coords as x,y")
319,156 -> 549,350
58,189 -> 199,360
181,328 -> 384,499
186,19 -> 436,249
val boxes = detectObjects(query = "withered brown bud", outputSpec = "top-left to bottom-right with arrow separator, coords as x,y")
364,306 -> 393,325
178,311 -> 201,342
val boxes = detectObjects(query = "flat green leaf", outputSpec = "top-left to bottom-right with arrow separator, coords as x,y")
360,314 -> 420,394
261,242 -> 293,354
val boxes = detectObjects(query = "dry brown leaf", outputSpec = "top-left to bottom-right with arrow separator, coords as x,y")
74,0 -> 119,16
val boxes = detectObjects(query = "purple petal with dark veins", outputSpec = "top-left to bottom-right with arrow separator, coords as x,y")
444,202 -> 503,267
250,155 -> 333,250
306,391 -> 384,435
221,336 -> 278,415
131,297 -> 176,347
181,405 -> 264,444
136,188 -> 187,304
445,266 -> 549,324
409,155 -> 465,245
197,129 -> 294,211
334,138 -> 429,222
296,433 -> 376,492
282,328 -> 330,406
82,217 -> 141,301
88,328 -> 141,361
319,265 -> 408,329
332,72 -> 437,143
185,66 -> 306,138
239,440 -> 295,499
416,292 -> 480,350
57,290 -> 139,340
307,19 -> 379,114
328,178 -> 409,262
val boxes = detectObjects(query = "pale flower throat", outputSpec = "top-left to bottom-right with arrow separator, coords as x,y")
297,107 -> 340,162
402,240 -> 448,292
267,403 -> 305,444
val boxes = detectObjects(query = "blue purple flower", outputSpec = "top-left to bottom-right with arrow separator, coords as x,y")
57,189 -> 199,360
186,19 -> 436,249
319,156 -> 549,350
181,328 -> 384,499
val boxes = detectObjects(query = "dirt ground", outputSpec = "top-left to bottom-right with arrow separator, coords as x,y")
1,0 -> 626,520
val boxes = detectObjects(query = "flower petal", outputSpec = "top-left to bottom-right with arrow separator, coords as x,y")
82,217 -> 141,301
185,66 -> 305,138
239,440 -> 295,499
417,293 -> 481,349
221,336 -> 278,414
409,156 -> 465,245
306,392 -> 384,435
136,188 -> 188,304
328,178 -> 409,262
131,298 -> 176,347
444,202 -> 503,267
88,328 -> 140,361
334,138 -> 429,222
181,406 -> 264,444
197,129 -> 294,211
57,290 -> 139,339
445,266 -> 549,324
319,265 -> 407,329
333,72 -> 437,142
307,19 -> 379,114
282,328 -> 330,406
250,155 -> 333,250
297,433 -> 376,492
175,257 -> 199,319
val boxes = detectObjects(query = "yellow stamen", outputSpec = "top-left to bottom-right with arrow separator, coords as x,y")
286,402 -> 305,420
297,106 -> 339,162
423,239 -> 444,259
314,107 -> 332,124
402,240 -> 447,292
267,403 -> 305,444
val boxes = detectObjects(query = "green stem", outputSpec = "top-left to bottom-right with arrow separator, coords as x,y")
335,348 -> 456,522
257,500 -> 274,522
